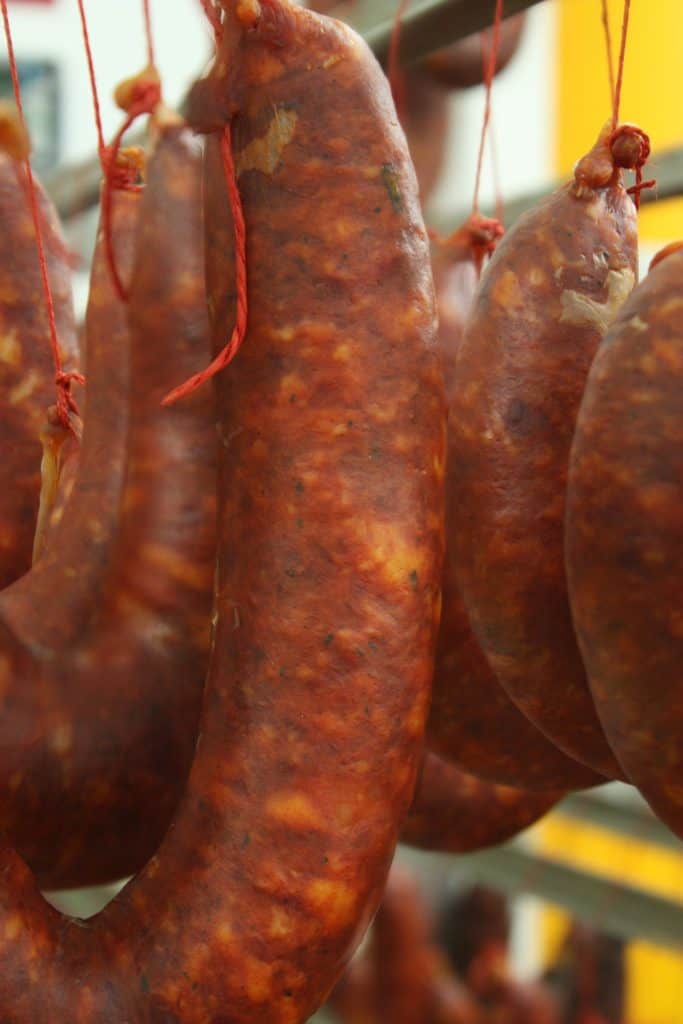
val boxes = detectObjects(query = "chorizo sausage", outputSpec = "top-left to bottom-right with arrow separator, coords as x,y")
401,750 -> 561,853
0,0 -> 444,1018
0,150 -> 78,587
427,221 -> 600,791
566,245 -> 683,839
0,123 -> 218,890
0,182 -> 139,886
449,124 -> 641,777
306,0 -> 450,202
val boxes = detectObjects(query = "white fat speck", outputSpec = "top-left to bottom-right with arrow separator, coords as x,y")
559,268 -> 635,333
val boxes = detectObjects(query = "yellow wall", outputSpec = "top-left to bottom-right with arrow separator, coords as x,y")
549,6 -> 683,1020
538,816 -> 683,1023
556,0 -> 683,241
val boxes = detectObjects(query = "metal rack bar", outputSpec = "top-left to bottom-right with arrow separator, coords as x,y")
556,787 -> 682,853
408,843 -> 683,949
366,0 -> 544,65
432,143 -> 683,232
498,143 -> 683,225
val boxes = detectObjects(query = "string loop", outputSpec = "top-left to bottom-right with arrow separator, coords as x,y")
163,122 -> 248,405
101,68 -> 161,301
609,123 -> 654,209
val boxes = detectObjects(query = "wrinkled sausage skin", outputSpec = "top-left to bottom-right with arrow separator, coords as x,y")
0,0 -> 445,1019
450,128 -> 638,778
566,247 -> 683,839
0,127 -> 216,889
427,227 -> 600,791
0,154 -> 78,587
401,751 -> 561,852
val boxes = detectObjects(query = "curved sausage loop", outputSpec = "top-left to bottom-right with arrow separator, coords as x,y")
0,0 -> 445,1018
567,245 -> 683,840
0,148 -> 78,588
401,751 -> 562,853
427,217 -> 601,791
0,125 -> 218,890
449,123 -> 642,778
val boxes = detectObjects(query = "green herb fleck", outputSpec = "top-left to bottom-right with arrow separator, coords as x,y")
381,163 -> 403,213
409,569 -> 419,590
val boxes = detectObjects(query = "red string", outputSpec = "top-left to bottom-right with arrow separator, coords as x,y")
0,0 -> 83,431
101,77 -> 159,302
488,110 -> 504,224
77,0 -> 156,300
610,123 -> 653,210
142,0 -> 155,67
612,0 -> 631,129
163,123 -> 247,405
483,34 -> 504,225
76,0 -> 105,157
387,0 -> 409,119
600,0 -> 615,113
472,0 -> 503,214
199,0 -> 223,40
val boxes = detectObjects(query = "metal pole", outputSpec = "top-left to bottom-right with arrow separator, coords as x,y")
366,0 -> 546,65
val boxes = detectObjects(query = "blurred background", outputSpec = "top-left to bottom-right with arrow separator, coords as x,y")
3,1 -> 681,1021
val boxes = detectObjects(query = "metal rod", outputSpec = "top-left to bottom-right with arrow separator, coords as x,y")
406,843 -> 683,949
366,0 -> 545,66
556,788 -> 682,853
433,142 -> 683,231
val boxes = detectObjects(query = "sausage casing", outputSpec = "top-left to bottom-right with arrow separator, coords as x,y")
0,0 -> 445,1018
566,247 -> 683,838
0,154 -> 78,587
428,225 -> 600,790
449,127 -> 638,777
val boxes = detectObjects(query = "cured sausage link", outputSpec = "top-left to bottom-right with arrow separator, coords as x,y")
0,0 -> 444,1019
402,752 -> 561,852
566,247 -> 683,838
0,187 -> 138,886
0,126 -> 217,890
450,126 -> 639,778
0,153 -> 78,587
427,226 -> 601,791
